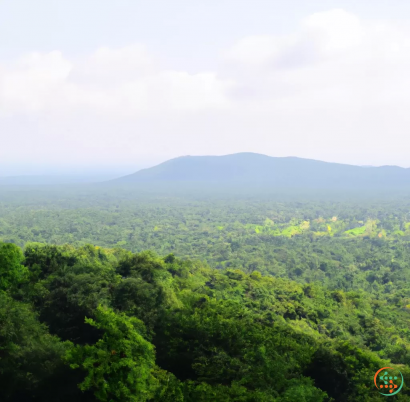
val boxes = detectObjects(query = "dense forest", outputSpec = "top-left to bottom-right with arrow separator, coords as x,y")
1,190 -> 410,400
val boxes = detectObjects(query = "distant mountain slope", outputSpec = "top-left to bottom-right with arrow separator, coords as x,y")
112,153 -> 410,188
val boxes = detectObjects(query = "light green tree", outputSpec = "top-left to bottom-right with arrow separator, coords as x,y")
0,242 -> 27,292
65,306 -> 158,402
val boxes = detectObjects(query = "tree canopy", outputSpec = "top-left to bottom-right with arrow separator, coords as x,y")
0,241 -> 410,401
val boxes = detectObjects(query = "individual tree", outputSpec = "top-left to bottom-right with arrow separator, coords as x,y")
65,306 -> 158,402
0,242 -> 27,292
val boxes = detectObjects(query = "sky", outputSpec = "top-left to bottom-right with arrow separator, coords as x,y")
1,0 -> 410,175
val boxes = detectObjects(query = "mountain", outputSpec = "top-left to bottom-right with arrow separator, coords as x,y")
111,153 -> 410,189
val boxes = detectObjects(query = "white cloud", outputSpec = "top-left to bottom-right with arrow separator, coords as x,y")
0,45 -> 233,117
0,51 -> 72,113
70,45 -> 156,86
3,9 -> 410,118
304,9 -> 364,54
2,9 -> 410,169
224,9 -> 410,106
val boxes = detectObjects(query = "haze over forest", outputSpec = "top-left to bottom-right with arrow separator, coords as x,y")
3,153 -> 410,194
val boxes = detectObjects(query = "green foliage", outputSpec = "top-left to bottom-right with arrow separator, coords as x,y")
0,242 -> 27,291
281,378 -> 327,402
0,292 -> 81,402
2,196 -> 410,400
65,306 -> 157,402
1,242 -> 410,400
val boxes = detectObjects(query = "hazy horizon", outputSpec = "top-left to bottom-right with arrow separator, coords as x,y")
0,152 -> 406,179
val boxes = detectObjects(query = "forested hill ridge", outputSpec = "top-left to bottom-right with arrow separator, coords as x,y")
112,153 -> 410,189
1,242 -> 410,401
